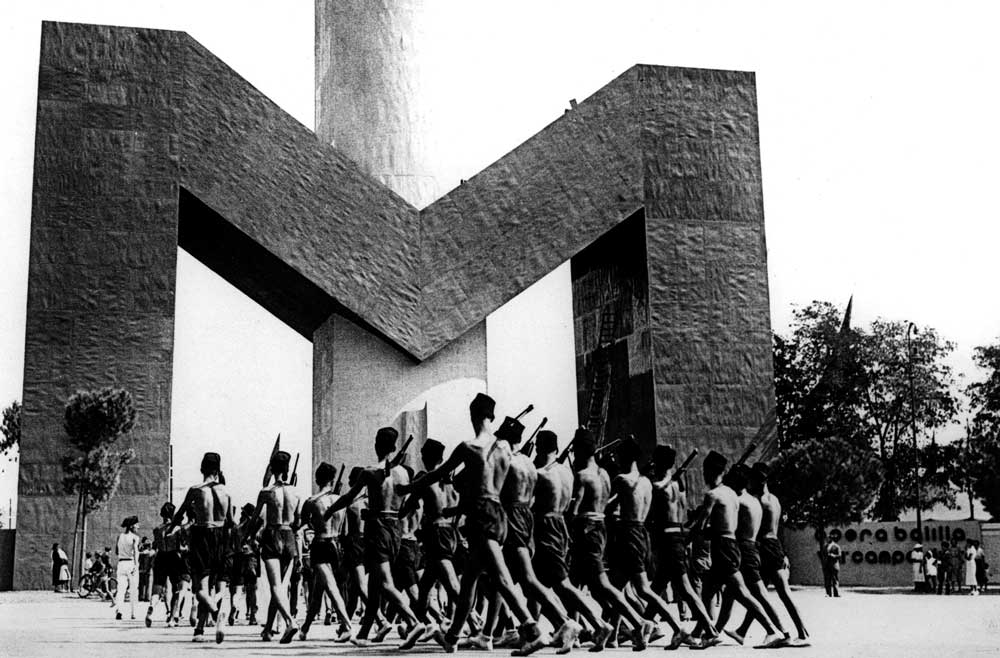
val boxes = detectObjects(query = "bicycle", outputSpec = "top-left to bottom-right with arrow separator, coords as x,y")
77,572 -> 117,600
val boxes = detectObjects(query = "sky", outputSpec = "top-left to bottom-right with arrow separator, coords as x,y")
2,1 -> 999,521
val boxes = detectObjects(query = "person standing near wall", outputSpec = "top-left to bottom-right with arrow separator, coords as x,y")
964,540 -> 978,595
823,536 -> 841,597
908,543 -> 925,593
51,543 -> 69,592
924,549 -> 938,595
114,516 -> 141,620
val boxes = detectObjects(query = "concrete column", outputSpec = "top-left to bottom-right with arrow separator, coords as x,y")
315,0 -> 440,208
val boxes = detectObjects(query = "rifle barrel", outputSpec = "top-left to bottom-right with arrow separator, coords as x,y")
514,404 -> 534,421
594,438 -> 623,455
735,442 -> 757,466
671,449 -> 699,481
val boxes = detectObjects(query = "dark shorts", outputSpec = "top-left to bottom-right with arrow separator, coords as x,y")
343,533 -> 364,570
533,513 -> 570,588
466,498 -> 507,549
759,537 -> 786,582
260,526 -> 297,564
424,524 -> 458,563
654,532 -> 689,583
711,536 -> 742,581
188,526 -> 232,581
310,537 -> 342,568
618,522 -> 651,576
152,550 -> 188,588
365,516 -> 401,568
393,538 -> 420,589
738,539 -> 762,583
570,518 -> 607,583
504,505 -> 534,558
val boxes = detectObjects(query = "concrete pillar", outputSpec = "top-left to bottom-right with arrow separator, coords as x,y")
315,0 -> 440,208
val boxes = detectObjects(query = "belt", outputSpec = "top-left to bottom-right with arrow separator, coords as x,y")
377,511 -> 399,518
541,511 -> 565,518
118,558 -> 133,561
663,527 -> 683,535
432,519 -> 454,527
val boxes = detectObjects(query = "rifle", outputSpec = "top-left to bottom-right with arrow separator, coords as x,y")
556,438 -> 575,464
594,437 -> 624,456
512,404 -> 534,421
519,417 -> 548,456
735,442 -> 757,466
671,449 -> 699,482
289,453 -> 300,486
332,463 -> 346,494
261,434 -> 281,487
386,434 -> 415,472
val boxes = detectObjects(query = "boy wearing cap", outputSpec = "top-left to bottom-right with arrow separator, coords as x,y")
649,445 -> 718,642
569,428 -> 654,651
324,427 -> 427,649
251,450 -> 301,643
403,438 -> 462,630
608,437 -> 687,649
146,502 -> 188,627
533,430 -> 615,651
399,393 -> 548,655
729,462 -> 809,645
299,461 -> 353,641
687,451 -> 783,649
171,451 -> 234,643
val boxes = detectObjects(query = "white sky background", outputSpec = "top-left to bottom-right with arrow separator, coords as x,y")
2,1 -> 999,517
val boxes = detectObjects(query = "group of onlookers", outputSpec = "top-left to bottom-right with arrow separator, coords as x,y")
909,540 -> 989,594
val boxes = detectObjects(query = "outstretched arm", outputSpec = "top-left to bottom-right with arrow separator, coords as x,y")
399,445 -> 465,494
325,474 -> 366,519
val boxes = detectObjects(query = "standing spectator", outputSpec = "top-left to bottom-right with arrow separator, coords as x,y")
937,542 -> 952,594
908,543 -> 925,592
824,536 -> 841,597
137,536 -> 153,602
114,516 -> 141,620
83,552 -> 94,573
51,543 -> 70,592
974,541 -> 988,593
924,549 -> 938,594
964,540 -> 978,595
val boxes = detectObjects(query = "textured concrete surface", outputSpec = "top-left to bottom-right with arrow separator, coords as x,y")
21,20 -> 773,588
2,588 -> 999,657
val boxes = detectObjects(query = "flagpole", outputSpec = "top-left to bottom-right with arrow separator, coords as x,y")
906,322 -> 922,539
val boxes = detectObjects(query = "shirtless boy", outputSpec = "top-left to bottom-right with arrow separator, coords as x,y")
648,446 -> 718,642
533,430 -> 614,651
708,464 -> 789,646
400,393 -> 548,655
569,429 -> 654,651
403,439 -> 461,629
730,462 -> 809,645
146,502 -> 187,628
325,427 -> 427,649
609,438 -> 687,649
688,451 -> 783,650
497,422 -> 580,654
171,452 -> 233,644
251,450 -> 301,643
298,461 -> 353,641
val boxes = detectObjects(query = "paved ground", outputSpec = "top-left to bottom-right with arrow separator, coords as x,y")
1,587 -> 998,658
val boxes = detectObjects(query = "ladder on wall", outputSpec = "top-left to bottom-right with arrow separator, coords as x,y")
586,300 -> 619,446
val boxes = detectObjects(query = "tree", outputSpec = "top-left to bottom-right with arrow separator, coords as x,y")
1,400 -> 20,457
61,388 -> 137,582
964,341 -> 1000,520
770,437 -> 884,558
772,301 -> 962,522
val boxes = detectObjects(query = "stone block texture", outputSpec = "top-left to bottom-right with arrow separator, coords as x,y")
19,21 -> 772,587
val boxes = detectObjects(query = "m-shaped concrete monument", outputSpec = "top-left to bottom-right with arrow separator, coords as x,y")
15,6 -> 773,588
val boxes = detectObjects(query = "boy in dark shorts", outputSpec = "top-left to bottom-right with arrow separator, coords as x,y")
400,393 -> 548,655
687,452 -> 783,650
251,450 -> 301,643
170,452 -> 234,644
146,502 -> 186,628
324,427 -> 427,649
608,437 -> 687,649
730,462 -> 809,645
569,429 -> 653,651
